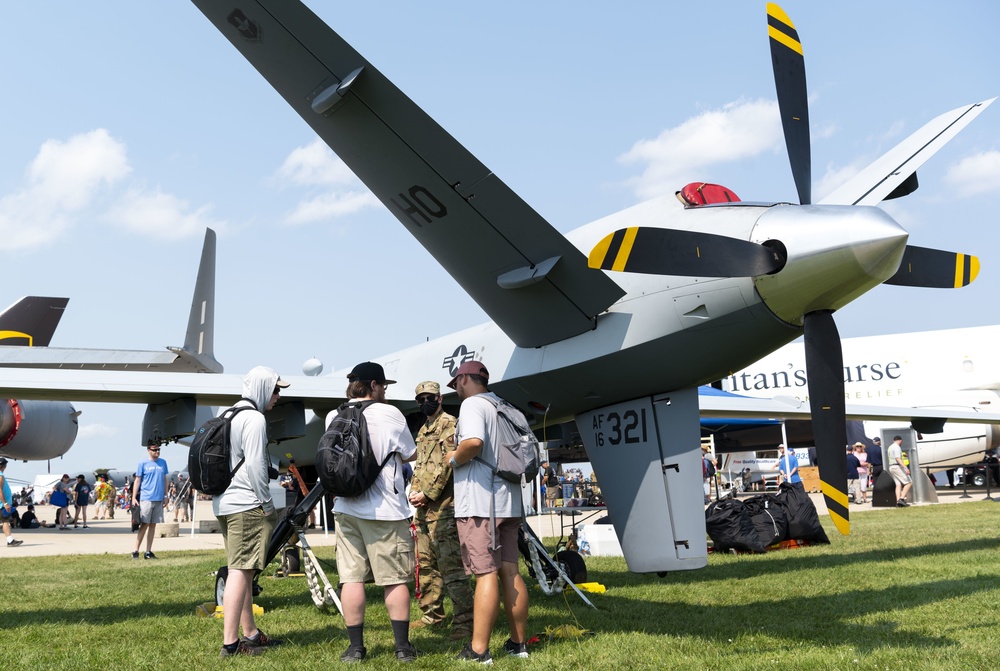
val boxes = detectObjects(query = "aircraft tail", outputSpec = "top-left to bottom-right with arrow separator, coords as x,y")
168,228 -> 223,373
0,296 -> 69,347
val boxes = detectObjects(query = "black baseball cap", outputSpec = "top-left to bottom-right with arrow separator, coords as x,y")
347,361 -> 395,385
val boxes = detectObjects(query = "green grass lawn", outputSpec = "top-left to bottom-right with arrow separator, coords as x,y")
4,502 -> 1000,670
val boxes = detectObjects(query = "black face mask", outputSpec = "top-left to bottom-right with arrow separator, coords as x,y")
419,399 -> 440,417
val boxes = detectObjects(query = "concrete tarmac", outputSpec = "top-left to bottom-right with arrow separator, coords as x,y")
4,486 -> 985,558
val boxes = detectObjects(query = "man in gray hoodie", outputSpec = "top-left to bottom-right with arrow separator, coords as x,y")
215,366 -> 288,657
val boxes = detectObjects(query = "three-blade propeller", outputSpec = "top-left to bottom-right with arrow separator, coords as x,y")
587,3 -> 983,535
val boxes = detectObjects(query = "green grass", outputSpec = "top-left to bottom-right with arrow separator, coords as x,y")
5,502 -> 1000,669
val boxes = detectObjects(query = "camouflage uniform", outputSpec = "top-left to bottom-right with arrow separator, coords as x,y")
411,408 -> 474,636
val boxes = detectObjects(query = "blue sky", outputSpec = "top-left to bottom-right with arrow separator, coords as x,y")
1,1 -> 998,481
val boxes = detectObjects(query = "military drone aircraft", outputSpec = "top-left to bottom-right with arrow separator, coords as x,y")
0,2 -> 994,574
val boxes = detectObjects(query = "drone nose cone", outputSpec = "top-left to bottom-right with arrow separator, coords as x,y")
751,204 -> 908,325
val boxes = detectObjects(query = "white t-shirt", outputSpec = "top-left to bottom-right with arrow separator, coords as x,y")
453,392 -> 521,519
329,401 -> 416,521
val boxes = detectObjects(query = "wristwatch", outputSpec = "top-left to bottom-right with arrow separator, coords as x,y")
449,456 -> 459,469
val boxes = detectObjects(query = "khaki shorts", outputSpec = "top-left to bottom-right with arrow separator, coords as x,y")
889,464 -> 911,485
219,507 -> 275,572
456,516 -> 519,576
334,513 -> 414,586
139,500 -> 164,524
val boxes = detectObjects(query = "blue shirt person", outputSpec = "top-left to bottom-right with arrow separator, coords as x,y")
776,445 -> 803,488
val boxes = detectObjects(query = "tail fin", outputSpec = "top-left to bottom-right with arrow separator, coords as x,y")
167,228 -> 223,373
0,296 -> 69,347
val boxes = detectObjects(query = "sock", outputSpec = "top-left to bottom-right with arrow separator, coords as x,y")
390,619 -> 410,648
347,624 -> 364,649
222,641 -> 239,653
6,536 -> 12,544
244,631 -> 260,644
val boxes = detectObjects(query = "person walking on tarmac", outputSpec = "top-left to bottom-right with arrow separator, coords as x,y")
407,380 -> 475,641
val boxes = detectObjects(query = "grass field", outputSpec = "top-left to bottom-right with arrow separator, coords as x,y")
4,501 -> 1000,670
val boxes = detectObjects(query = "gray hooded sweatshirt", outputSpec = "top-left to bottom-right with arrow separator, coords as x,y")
211,366 -> 280,517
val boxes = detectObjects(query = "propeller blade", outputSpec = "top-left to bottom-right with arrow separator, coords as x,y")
767,3 -> 812,205
803,310 -> 850,535
884,244 -> 980,288
588,227 -> 784,277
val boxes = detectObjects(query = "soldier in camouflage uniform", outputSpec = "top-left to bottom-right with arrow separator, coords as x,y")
407,380 -> 474,640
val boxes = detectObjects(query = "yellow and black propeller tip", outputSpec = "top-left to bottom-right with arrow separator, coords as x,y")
588,227 -> 784,278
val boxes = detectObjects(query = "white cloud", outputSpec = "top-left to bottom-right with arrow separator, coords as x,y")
285,191 -> 381,226
943,151 -> 1000,197
619,98 -> 782,200
104,188 -> 227,239
0,129 -> 130,251
273,138 -> 378,224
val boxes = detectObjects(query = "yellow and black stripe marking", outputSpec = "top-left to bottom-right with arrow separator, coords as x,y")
822,480 -> 850,535
955,253 -> 980,287
588,228 -> 638,272
767,3 -> 802,55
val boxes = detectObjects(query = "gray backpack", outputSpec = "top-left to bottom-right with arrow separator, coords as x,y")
474,395 -> 541,551
476,396 -> 540,485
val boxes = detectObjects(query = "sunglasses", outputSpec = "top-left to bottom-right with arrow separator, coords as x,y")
416,394 -> 436,403
148,448 -> 161,452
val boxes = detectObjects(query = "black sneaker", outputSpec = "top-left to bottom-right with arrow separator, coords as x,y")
6,539 -> 23,547
395,643 -> 421,663
242,631 -> 284,648
340,645 -> 367,663
131,551 -> 140,560
897,499 -> 909,507
456,642 -> 493,664
503,639 -> 529,658
144,551 -> 158,559
219,640 -> 264,657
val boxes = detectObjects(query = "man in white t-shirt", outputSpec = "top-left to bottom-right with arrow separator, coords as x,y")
445,360 -> 530,664
331,361 -> 419,664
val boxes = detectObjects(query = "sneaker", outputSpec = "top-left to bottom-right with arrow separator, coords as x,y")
6,539 -> 23,547
82,525 -> 89,529
131,551 -> 140,560
219,640 -> 264,657
340,645 -> 367,663
395,643 -> 421,663
456,642 -> 493,665
897,499 -> 909,507
242,631 -> 284,648
144,551 -> 158,559
503,639 -> 529,659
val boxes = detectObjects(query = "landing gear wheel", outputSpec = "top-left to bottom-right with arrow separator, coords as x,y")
215,566 -> 228,606
556,550 -> 587,584
281,546 -> 301,575
973,472 -> 987,487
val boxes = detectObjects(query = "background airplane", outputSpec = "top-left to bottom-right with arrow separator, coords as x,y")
0,296 -> 78,461
0,231 -> 219,461
717,324 -> 1000,470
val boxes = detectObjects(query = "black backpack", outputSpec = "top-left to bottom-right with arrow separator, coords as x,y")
316,400 -> 397,497
187,400 -> 258,496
